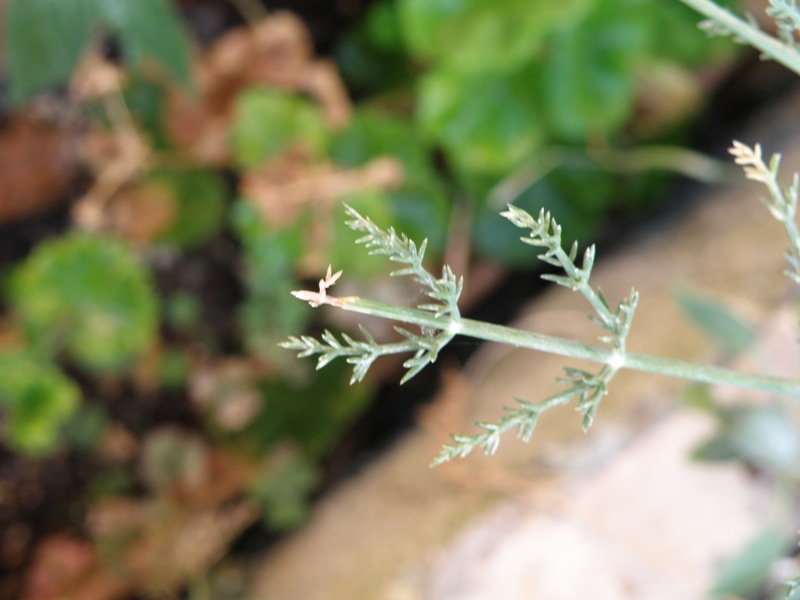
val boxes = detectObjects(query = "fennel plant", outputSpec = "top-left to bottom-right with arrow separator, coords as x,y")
284,0 -> 800,465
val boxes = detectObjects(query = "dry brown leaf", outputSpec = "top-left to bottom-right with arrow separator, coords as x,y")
189,358 -> 263,431
241,153 -> 403,226
166,502 -> 259,577
104,181 -> 176,243
0,522 -> 31,571
138,426 -> 255,509
86,497 -> 144,542
0,116 -> 77,224
209,12 -> 313,89
131,343 -> 171,395
121,501 -> 257,595
21,535 -> 131,600
96,423 -> 139,464
301,59 -> 352,128
67,498 -> 260,600
165,11 -> 351,165
79,445 -> 259,597
72,125 -> 151,232
69,52 -> 154,234
183,448 -> 257,508
70,54 -> 127,102
0,316 -> 28,354
86,493 -> 257,596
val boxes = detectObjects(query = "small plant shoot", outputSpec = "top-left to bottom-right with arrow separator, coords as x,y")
284,200 -> 800,464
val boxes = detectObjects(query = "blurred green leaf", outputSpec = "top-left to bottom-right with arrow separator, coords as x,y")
418,65 -> 545,177
387,186 -> 450,255
88,467 -> 135,499
252,361 -> 371,460
0,353 -> 80,455
148,169 -> 227,248
675,287 -> 755,354
232,88 -> 328,169
159,347 -> 190,390
331,110 -> 428,175
249,450 -> 318,530
141,427 -> 206,491
786,578 -> 800,600
124,72 -> 170,142
473,160 -> 614,264
364,0 -> 405,52
230,201 -> 310,368
9,233 -> 159,372
541,0 -> 650,140
5,0 -> 192,103
165,291 -> 201,331
329,191 -> 395,277
683,383 -> 716,413
330,110 -> 450,252
336,33 -> 411,94
62,402 -> 107,452
5,0 -> 99,103
399,0 -> 590,72
98,0 -> 192,88
649,0 -> 740,66
711,527 -> 785,599
693,405 -> 800,475
335,0 -> 411,94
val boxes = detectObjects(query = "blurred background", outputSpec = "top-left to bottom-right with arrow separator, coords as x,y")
0,0 -> 797,598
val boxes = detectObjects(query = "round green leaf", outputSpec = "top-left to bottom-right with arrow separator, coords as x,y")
231,88 -> 328,169
418,66 -> 545,177
148,169 -> 227,248
364,0 -> 405,52
0,353 -> 80,455
5,0 -> 100,103
399,0 -> 590,72
331,111 -> 429,175
541,0 -> 651,140
10,233 -> 159,372
99,0 -> 193,89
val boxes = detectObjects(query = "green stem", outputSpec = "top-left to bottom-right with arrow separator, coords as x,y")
552,244 -> 614,331
333,295 -> 800,397
680,0 -> 800,76
786,216 -> 800,273
760,156 -> 800,280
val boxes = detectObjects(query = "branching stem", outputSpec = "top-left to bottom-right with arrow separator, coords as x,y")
680,0 -> 800,75
324,294 -> 800,397
284,197 -> 800,460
